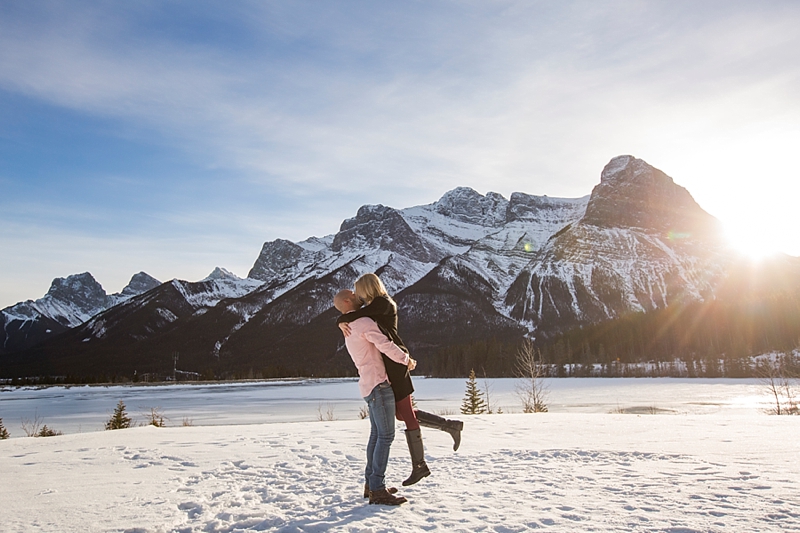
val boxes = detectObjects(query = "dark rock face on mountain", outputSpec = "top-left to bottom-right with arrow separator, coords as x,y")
582,155 -> 719,235
44,273 -> 109,320
119,272 -> 162,298
248,239 -> 308,282
6,155 -> 793,380
332,204 -> 443,263
433,187 -> 508,227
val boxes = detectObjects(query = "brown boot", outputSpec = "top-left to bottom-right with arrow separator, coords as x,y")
364,483 -> 398,498
369,488 -> 407,505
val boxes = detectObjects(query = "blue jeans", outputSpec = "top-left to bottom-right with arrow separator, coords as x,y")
364,381 -> 396,491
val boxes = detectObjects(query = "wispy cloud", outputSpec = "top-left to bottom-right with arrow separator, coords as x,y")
3,2 -> 796,195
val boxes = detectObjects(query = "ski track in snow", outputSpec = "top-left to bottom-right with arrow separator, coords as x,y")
3,414 -> 800,533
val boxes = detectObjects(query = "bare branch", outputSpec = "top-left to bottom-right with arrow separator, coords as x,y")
515,339 -> 549,413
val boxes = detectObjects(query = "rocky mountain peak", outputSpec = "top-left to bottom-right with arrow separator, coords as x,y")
333,204 -> 400,244
248,239 -> 306,282
46,272 -> 108,310
582,155 -> 717,235
120,272 -> 161,297
434,187 -> 509,227
332,204 -> 440,261
204,267 -> 240,282
600,155 -> 638,181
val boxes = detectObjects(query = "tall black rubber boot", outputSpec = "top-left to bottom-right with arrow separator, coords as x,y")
402,429 -> 431,486
415,410 -> 464,451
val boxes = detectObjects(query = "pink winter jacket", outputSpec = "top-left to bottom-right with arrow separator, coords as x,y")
343,316 -> 410,398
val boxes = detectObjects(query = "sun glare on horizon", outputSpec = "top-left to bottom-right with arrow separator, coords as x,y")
723,221 -> 785,261
651,126 -> 799,263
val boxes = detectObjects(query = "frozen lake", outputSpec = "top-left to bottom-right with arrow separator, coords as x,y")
0,377 -> 769,436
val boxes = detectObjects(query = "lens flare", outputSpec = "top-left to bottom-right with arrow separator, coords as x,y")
667,231 -> 691,241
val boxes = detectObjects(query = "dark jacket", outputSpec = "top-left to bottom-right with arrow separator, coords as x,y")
337,295 -> 413,401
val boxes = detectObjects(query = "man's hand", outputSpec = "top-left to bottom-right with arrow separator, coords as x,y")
408,358 -> 417,371
338,322 -> 352,337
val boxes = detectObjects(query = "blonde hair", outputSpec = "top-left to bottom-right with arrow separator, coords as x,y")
354,273 -> 391,305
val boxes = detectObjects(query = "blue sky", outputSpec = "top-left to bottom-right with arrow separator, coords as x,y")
2,1 -> 799,308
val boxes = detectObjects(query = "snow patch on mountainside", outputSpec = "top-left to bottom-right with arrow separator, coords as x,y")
170,279 -> 264,309
298,235 -> 334,252
401,205 -> 491,255
504,220 -> 730,334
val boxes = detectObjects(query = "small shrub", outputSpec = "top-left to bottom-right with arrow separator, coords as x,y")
105,401 -> 133,430
358,406 -> 369,420
21,412 -> 44,437
482,376 -> 495,414
317,403 -> 336,421
142,407 -> 167,427
181,417 -> 194,427
516,340 -> 549,413
0,418 -> 9,439
760,361 -> 799,415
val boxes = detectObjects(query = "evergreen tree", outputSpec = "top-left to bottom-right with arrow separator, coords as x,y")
461,369 -> 487,415
35,425 -> 62,437
0,418 -> 9,439
105,401 -> 133,430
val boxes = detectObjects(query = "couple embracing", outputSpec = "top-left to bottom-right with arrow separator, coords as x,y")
333,273 -> 463,506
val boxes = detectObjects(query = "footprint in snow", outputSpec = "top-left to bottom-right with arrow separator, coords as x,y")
177,501 -> 204,519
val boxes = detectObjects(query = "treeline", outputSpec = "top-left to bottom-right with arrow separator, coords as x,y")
4,365 -> 357,387
541,291 -> 800,367
426,289 -> 800,378
8,283 -> 799,383
3,375 -> 127,387
425,338 -> 520,377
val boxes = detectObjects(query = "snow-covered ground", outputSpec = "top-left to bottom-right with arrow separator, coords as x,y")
2,378 -> 799,532
1,412 -> 799,532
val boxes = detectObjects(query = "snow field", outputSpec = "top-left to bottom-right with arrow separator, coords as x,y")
1,413 -> 799,532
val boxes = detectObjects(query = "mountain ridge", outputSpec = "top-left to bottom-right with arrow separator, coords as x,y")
1,271 -> 161,354
4,155 -> 798,380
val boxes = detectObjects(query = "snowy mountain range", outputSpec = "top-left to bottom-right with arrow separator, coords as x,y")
1,272 -> 161,354
3,155 -> 797,379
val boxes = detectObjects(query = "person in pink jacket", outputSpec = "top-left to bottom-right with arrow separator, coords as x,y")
334,289 -> 415,506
